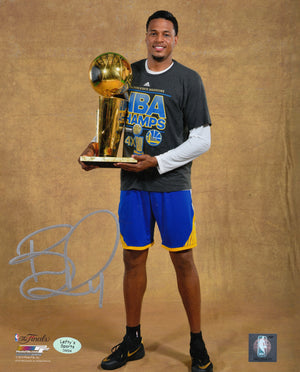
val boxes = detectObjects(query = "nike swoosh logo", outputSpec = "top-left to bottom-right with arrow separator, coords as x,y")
127,345 -> 142,357
196,361 -> 212,370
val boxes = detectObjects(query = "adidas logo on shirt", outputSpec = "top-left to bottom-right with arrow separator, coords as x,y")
143,82 -> 150,87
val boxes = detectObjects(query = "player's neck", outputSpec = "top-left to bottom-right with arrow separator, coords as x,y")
146,56 -> 173,72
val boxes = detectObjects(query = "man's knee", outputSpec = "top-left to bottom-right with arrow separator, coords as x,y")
123,249 -> 148,271
170,249 -> 197,272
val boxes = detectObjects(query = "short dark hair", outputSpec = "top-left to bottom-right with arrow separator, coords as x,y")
146,10 -> 178,36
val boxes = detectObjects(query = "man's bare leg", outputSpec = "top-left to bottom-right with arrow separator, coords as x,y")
169,249 -> 201,332
123,249 -> 149,327
100,248 -> 148,369
169,249 -> 212,370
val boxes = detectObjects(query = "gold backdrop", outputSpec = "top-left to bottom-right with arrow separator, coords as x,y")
1,0 -> 299,371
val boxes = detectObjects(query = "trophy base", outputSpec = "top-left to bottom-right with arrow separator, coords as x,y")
80,156 -> 137,168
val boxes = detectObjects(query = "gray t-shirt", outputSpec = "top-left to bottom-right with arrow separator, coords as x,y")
121,59 -> 211,192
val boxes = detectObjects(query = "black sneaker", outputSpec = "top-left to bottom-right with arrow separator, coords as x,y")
190,334 -> 213,372
100,335 -> 145,370
191,358 -> 213,371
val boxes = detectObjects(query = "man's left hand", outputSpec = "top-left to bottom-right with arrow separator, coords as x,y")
114,155 -> 158,172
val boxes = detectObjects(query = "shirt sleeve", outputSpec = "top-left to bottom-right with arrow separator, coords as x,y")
183,72 -> 211,130
155,125 -> 211,174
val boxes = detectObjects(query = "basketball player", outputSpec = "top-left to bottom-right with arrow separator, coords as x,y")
79,10 -> 213,372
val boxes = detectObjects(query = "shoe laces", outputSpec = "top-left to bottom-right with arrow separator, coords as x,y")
109,337 -> 128,360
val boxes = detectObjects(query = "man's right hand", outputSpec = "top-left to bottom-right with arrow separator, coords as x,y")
78,142 -> 99,171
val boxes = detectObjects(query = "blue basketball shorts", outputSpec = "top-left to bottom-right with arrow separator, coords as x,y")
118,190 -> 197,252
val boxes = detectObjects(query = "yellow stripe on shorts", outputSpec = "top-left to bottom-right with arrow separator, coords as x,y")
162,217 -> 197,252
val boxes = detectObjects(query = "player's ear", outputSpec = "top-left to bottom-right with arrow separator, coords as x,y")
174,34 -> 178,46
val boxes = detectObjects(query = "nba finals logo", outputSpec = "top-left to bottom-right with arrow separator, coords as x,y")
249,334 -> 277,362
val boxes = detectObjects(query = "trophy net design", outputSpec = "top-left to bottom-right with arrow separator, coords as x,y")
80,52 -> 136,166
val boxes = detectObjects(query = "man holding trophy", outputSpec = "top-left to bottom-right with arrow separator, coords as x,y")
79,10 -> 213,372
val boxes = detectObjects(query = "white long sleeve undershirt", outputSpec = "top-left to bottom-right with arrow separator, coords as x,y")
155,125 -> 211,174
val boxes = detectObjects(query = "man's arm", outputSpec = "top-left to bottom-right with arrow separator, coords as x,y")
156,125 -> 211,174
115,125 -> 211,173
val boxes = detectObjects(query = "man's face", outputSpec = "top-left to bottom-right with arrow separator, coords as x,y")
145,18 -> 178,63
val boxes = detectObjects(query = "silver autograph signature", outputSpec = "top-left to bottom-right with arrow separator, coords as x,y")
9,210 -> 119,307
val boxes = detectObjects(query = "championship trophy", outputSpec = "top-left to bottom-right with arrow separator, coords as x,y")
80,52 -> 136,167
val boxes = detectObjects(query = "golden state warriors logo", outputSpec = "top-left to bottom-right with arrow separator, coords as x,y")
146,130 -> 162,146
